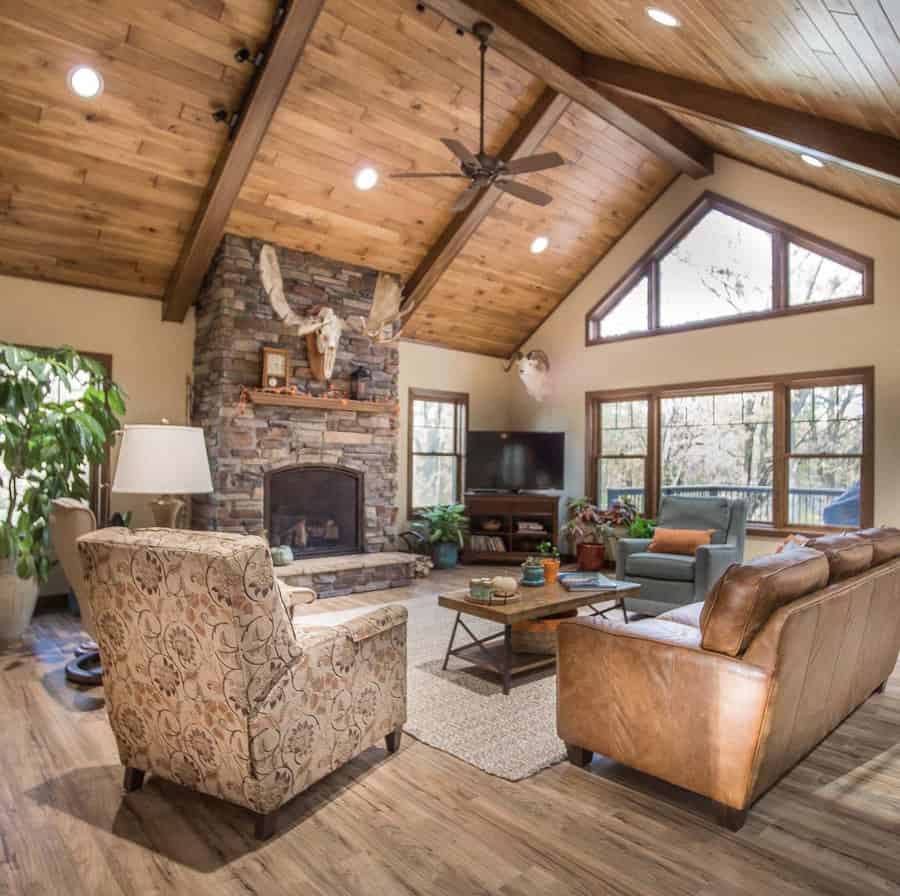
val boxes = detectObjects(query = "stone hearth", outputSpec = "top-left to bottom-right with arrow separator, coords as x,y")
191,235 -> 402,590
274,552 -> 416,598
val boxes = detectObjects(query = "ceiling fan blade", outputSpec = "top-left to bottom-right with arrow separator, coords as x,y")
451,183 -> 482,212
441,138 -> 479,167
389,172 -> 469,179
503,152 -> 566,176
495,179 -> 554,206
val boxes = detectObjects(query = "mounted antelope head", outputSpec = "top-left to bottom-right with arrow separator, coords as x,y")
259,244 -> 347,381
347,272 -> 414,344
504,349 -> 551,402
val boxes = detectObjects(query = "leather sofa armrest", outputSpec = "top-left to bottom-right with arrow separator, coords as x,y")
556,617 -> 772,810
694,544 -> 739,601
615,537 -> 652,578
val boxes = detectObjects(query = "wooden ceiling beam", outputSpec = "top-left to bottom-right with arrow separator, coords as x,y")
401,87 -> 571,322
161,0 -> 325,323
584,56 -> 900,186
423,0 -> 713,179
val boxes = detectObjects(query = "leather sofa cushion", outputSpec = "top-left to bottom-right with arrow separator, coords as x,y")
626,552 -> 696,582
855,527 -> 900,566
658,496 -> 731,544
700,548 -> 829,656
804,533 -> 873,582
648,527 -> 713,556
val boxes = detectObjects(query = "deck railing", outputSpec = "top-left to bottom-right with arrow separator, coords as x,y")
606,484 -> 844,526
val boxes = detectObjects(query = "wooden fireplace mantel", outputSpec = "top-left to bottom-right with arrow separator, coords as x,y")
245,390 -> 396,414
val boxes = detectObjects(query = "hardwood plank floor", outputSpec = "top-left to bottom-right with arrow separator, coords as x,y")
1,565 -> 898,896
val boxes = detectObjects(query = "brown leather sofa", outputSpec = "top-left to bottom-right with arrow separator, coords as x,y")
556,528 -> 900,830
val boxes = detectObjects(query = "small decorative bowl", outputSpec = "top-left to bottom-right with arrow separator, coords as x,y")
468,577 -> 494,602
483,519 -> 503,532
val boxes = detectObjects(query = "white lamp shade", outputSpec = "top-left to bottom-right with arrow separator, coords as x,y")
112,425 -> 213,495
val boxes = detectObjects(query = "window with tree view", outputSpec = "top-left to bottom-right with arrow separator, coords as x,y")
587,194 -> 871,343
588,369 -> 872,533
409,389 -> 467,513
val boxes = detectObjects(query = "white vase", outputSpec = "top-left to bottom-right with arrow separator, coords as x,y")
0,558 -> 39,644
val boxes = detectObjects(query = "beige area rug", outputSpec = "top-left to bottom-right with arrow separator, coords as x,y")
299,593 -> 576,781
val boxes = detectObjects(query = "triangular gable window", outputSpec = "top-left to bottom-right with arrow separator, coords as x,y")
587,193 -> 871,345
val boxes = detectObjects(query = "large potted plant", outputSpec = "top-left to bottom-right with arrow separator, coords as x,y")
0,345 -> 125,643
421,503 -> 469,569
563,497 -> 606,571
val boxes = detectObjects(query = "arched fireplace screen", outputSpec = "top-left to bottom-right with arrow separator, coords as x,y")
264,464 -> 364,559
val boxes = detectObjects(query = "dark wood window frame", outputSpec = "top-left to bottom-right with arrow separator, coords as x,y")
585,366 -> 874,538
585,192 -> 874,346
407,387 -> 469,518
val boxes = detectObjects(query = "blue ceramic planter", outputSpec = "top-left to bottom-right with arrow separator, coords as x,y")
521,563 -> 546,587
433,542 -> 460,569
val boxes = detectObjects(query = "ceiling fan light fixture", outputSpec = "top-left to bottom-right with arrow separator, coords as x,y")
354,167 -> 379,191
800,153 -> 825,168
530,235 -> 549,255
67,65 -> 103,99
646,8 -> 681,27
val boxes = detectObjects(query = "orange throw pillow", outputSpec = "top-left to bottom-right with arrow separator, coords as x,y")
648,527 -> 714,556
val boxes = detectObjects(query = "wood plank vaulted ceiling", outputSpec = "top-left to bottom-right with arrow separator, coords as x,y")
1,0 -> 898,357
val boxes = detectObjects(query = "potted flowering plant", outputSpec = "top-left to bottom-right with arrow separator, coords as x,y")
562,498 -> 606,571
599,497 -> 638,565
537,540 -> 560,583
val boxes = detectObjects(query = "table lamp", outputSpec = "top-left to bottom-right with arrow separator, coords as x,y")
112,424 -> 213,528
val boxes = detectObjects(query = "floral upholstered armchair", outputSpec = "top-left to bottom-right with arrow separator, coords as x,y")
77,528 -> 407,839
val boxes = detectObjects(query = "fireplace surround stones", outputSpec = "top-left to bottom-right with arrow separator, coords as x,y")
192,236 -> 403,586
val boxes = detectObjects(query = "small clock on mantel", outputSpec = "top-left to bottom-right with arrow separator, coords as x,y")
261,347 -> 289,389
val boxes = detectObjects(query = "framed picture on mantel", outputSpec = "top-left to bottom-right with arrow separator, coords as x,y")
261,347 -> 289,389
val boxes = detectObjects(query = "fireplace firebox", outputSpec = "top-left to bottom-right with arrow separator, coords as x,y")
264,464 -> 364,559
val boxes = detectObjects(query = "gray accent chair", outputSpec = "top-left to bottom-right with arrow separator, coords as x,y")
616,496 -> 747,615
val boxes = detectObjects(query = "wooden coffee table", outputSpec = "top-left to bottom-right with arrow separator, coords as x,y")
438,580 -> 640,694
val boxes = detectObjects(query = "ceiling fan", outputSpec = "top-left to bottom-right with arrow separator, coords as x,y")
390,21 -> 565,212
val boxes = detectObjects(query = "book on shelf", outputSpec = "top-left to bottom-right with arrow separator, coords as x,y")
558,572 -> 624,591
468,534 -> 507,552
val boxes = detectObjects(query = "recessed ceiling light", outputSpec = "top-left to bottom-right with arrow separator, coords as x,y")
646,8 -> 681,27
354,167 -> 379,191
67,65 -> 103,99
530,235 -> 549,255
800,153 -> 825,168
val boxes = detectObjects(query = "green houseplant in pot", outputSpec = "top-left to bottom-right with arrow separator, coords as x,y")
421,503 -> 469,569
0,345 -> 125,643
563,497 -> 606,571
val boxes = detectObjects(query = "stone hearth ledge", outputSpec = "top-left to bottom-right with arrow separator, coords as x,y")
275,551 -> 416,598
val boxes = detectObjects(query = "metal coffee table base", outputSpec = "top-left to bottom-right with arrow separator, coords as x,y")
441,596 -> 629,695
441,613 -> 554,695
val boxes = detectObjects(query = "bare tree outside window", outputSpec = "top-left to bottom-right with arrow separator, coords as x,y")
409,391 -> 467,513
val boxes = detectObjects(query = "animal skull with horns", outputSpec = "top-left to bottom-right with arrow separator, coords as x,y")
259,244 -> 347,380
259,245 -> 412,380
504,349 -> 551,402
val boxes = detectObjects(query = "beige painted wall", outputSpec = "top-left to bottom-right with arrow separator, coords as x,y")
510,155 -> 900,559
397,339 -> 512,532
0,276 -> 196,528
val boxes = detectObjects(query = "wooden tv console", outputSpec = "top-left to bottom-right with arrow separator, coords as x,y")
462,493 -> 560,564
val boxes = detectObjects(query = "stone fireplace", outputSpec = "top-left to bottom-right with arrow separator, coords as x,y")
265,464 -> 364,559
191,236 -> 404,575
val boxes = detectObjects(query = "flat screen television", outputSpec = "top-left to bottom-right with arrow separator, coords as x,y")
466,431 -> 564,492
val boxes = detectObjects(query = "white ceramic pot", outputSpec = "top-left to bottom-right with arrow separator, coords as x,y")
0,558 -> 39,644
